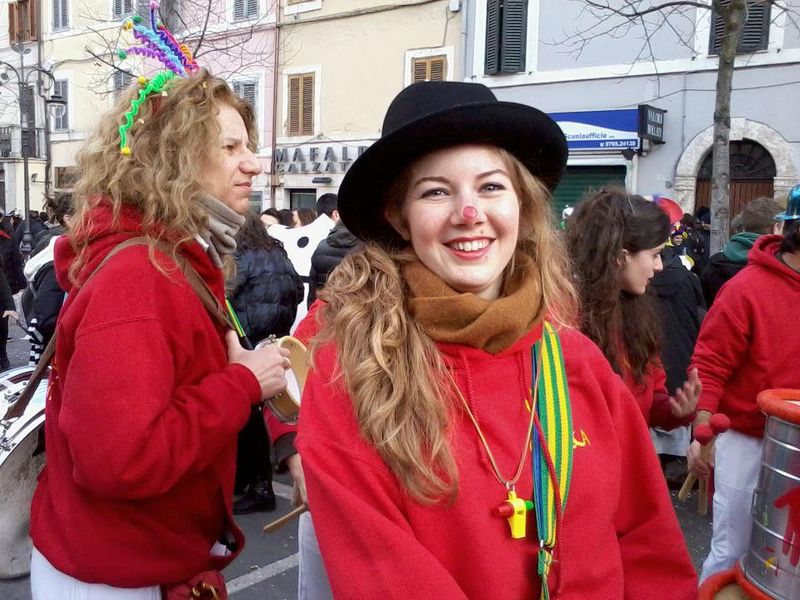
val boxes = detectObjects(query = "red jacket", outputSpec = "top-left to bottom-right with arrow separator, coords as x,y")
622,362 -> 692,430
691,236 -> 800,437
30,205 -> 261,587
297,325 -> 697,599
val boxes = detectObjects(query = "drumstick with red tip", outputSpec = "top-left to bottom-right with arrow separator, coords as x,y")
698,414 -> 731,516
678,424 -> 713,502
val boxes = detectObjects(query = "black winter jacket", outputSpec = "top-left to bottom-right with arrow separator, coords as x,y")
700,253 -> 746,307
0,230 -> 25,293
651,249 -> 706,394
308,222 -> 362,306
229,244 -> 304,344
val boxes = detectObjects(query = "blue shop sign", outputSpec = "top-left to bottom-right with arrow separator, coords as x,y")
550,109 -> 640,150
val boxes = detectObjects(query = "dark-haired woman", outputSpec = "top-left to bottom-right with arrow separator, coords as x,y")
293,207 -> 317,227
229,213 -> 304,513
566,188 -> 701,429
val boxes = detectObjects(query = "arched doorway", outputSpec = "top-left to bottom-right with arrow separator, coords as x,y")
694,140 -> 776,217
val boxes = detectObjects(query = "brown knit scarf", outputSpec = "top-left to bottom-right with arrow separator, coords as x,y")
403,253 -> 543,354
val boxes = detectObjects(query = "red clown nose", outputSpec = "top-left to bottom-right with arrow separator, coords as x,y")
463,206 -> 478,220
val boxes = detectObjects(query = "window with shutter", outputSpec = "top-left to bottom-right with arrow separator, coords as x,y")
52,0 -> 69,31
233,80 -> 258,122
287,73 -> 314,136
485,0 -> 528,75
709,0 -> 770,55
53,80 -> 69,131
233,0 -> 257,21
113,0 -> 133,19
9,0 -> 39,43
112,71 -> 133,98
411,56 -> 447,83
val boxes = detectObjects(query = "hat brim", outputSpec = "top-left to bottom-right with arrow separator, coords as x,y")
338,101 -> 568,246
775,212 -> 800,222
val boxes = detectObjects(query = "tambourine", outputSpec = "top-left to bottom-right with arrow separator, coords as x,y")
259,336 -> 308,424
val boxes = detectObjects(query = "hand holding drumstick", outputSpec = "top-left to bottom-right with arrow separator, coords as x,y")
680,413 -> 731,514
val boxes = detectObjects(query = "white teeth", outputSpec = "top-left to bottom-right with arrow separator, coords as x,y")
450,240 -> 490,252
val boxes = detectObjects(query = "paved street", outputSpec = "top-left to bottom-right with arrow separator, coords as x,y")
0,321 -> 712,598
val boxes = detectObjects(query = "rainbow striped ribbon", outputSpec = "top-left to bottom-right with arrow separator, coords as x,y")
531,322 -> 573,600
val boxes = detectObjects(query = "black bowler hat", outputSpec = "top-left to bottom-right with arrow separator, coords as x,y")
338,81 -> 568,246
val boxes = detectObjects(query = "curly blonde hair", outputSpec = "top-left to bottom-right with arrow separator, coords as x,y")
68,69 -> 256,283
317,147 -> 578,503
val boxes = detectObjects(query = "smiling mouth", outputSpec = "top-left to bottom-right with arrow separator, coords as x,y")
447,239 -> 492,252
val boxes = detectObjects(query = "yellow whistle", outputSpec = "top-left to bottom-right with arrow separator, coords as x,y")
493,490 -> 533,539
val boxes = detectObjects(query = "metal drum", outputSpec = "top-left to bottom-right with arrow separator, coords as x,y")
0,366 -> 48,578
741,389 -> 800,600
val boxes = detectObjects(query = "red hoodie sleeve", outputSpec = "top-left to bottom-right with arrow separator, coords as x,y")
602,365 -> 698,598
297,349 -> 469,600
691,288 -> 751,414
58,316 -> 258,500
648,364 -> 693,430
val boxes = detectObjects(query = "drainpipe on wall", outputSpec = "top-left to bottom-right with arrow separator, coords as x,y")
270,13 -> 280,208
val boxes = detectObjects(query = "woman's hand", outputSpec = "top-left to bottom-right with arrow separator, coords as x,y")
286,452 -> 307,507
669,368 -> 701,419
225,330 -> 290,400
2,310 -> 17,320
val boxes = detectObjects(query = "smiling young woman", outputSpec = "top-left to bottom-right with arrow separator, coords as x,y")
294,82 -> 698,599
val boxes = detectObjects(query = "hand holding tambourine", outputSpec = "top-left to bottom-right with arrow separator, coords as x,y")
255,336 -> 309,424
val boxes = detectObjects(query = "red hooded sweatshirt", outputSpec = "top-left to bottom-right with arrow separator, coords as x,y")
297,325 -> 697,599
30,204 -> 261,587
692,235 -> 800,437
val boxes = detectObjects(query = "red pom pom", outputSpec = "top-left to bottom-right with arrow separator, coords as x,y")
694,423 -> 714,445
709,413 -> 731,435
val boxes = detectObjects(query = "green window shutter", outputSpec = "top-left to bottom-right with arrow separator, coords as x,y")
500,0 -> 528,74
739,1 -> 770,52
485,0 -> 500,75
709,0 -> 770,55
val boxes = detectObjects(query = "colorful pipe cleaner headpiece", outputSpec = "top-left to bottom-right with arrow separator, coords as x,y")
116,0 -> 199,155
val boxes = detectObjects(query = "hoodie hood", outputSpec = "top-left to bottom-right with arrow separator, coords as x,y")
748,235 -> 800,290
54,202 -> 221,295
721,232 -> 760,263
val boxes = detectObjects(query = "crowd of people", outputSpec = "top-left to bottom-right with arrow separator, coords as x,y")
2,32 -> 798,600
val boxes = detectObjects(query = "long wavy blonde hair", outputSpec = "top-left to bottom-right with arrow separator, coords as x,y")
317,147 -> 578,503
68,69 -> 256,283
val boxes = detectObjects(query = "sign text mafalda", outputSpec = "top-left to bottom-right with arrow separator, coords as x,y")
275,144 -> 368,174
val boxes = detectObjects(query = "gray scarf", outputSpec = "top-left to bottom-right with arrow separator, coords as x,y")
196,193 -> 245,268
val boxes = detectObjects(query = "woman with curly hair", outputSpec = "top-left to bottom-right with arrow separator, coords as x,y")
566,187 -> 700,429
28,68 -> 291,598
294,82 -> 697,599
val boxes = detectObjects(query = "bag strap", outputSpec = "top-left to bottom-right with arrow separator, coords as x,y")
2,236 -> 233,422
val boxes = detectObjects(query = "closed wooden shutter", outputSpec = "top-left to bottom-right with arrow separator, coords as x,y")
485,0 -> 527,75
247,0 -> 258,18
233,80 -> 258,122
301,74 -> 313,135
234,0 -> 245,21
709,0 -> 770,55
113,0 -> 133,19
412,56 -> 447,83
501,0 -> 527,73
485,0 -> 500,75
288,76 -> 301,136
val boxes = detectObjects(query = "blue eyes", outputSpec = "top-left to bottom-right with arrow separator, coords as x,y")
420,183 -> 505,198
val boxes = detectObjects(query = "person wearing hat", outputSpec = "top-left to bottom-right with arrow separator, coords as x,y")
294,81 -> 696,599
689,183 -> 800,582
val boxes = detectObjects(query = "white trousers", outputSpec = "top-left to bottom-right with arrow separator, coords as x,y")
298,511 -> 333,600
30,547 -> 161,600
699,429 -> 763,583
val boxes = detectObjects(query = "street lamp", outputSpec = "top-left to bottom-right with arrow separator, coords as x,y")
0,55 -> 66,256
